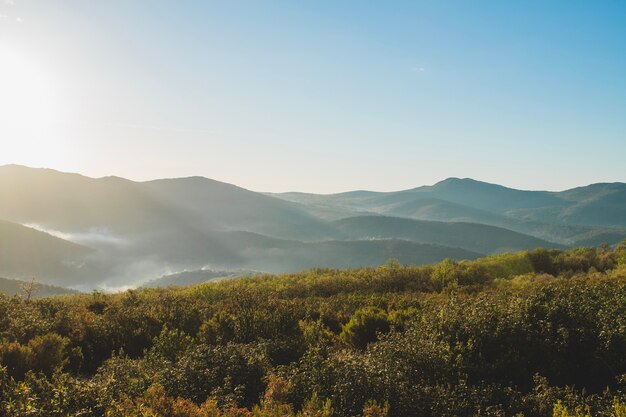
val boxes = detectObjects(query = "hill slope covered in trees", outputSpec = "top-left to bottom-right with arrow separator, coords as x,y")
0,219 -> 92,284
0,277 -> 77,297
273,178 -> 626,245
1,244 -> 625,416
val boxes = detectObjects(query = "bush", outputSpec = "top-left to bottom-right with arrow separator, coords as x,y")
340,307 -> 390,350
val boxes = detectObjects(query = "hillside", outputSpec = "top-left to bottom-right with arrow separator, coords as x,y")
0,166 -> 338,288
0,245 -> 624,416
216,231 -> 482,272
412,177 -> 565,212
142,177 -> 335,240
0,277 -> 78,297
143,269 -> 258,288
333,215 -> 561,253
2,165 -> 624,289
0,165 -> 331,240
273,178 -> 626,244
0,219 -> 92,285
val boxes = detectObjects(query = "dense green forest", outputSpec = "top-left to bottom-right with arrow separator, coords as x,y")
1,244 -> 626,416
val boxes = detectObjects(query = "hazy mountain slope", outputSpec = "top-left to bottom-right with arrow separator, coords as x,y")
0,166 -> 337,287
524,188 -> 626,228
381,198 -> 507,223
386,179 -> 626,229
557,182 -> 626,202
412,178 -> 566,212
143,269 -> 258,288
501,183 -> 626,227
276,179 -> 565,214
333,216 -> 560,254
215,231 -> 482,272
273,190 -> 415,215
379,198 -> 625,245
0,165 -> 332,241
142,177 -> 335,240
561,195 -> 626,227
0,166 -> 243,287
0,219 -> 92,284
131,231 -> 481,277
569,229 -> 626,247
2,165 -> 623,289
273,191 -> 585,244
0,277 -> 78,297
0,165 -> 185,234
273,179 -> 626,244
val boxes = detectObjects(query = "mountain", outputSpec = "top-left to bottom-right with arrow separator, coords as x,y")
1,165 -> 623,290
273,178 -> 626,245
379,198 -> 626,246
271,178 -> 565,215
0,165 -> 331,240
143,269 -> 258,288
141,176 -> 335,240
0,219 -> 92,285
0,277 -> 78,297
0,165 -> 174,234
381,197 -> 507,224
511,183 -> 626,228
139,231 -> 482,281
412,177 -> 566,212
333,216 -> 561,254
0,165 -> 337,288
213,231 -> 482,272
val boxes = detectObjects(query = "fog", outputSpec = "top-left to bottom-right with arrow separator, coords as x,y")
23,223 -> 217,291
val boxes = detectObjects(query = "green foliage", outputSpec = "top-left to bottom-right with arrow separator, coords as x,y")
1,245 -> 626,416
431,258 -> 459,291
553,400 -> 591,417
616,240 -> 626,269
340,307 -> 391,349
149,326 -> 194,362
362,400 -> 388,417
0,332 -> 70,379
613,399 -> 626,417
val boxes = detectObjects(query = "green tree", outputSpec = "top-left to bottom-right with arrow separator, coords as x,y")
340,307 -> 390,350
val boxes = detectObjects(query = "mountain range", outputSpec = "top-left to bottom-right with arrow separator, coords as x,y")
0,164 -> 624,291
0,276 -> 77,298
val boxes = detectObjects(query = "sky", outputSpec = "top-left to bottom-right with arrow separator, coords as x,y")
0,1 -> 625,193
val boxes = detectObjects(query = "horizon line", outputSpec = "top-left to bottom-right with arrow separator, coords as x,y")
2,163 -> 624,195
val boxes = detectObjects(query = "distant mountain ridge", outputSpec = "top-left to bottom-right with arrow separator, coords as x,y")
0,165 -> 624,290
0,164 -> 331,240
0,276 -> 78,297
272,177 -> 626,244
142,269 -> 259,288
0,219 -> 92,285
333,215 -> 561,254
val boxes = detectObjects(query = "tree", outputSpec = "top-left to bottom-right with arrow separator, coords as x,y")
340,308 -> 390,350
19,277 -> 40,301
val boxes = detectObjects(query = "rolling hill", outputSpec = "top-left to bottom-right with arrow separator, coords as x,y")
273,178 -> 626,245
142,269 -> 258,288
0,219 -> 92,285
1,165 -> 624,289
0,277 -> 78,297
214,231 -> 482,272
0,164 -> 332,240
333,215 -> 561,254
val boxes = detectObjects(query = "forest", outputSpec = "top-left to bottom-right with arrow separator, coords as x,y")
1,244 -> 626,417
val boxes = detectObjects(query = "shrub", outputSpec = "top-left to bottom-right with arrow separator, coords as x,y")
340,307 -> 390,350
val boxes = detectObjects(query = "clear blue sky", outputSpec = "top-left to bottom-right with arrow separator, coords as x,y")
1,1 -> 625,192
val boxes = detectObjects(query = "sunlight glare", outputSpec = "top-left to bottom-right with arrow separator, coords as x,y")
0,43 -> 69,164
